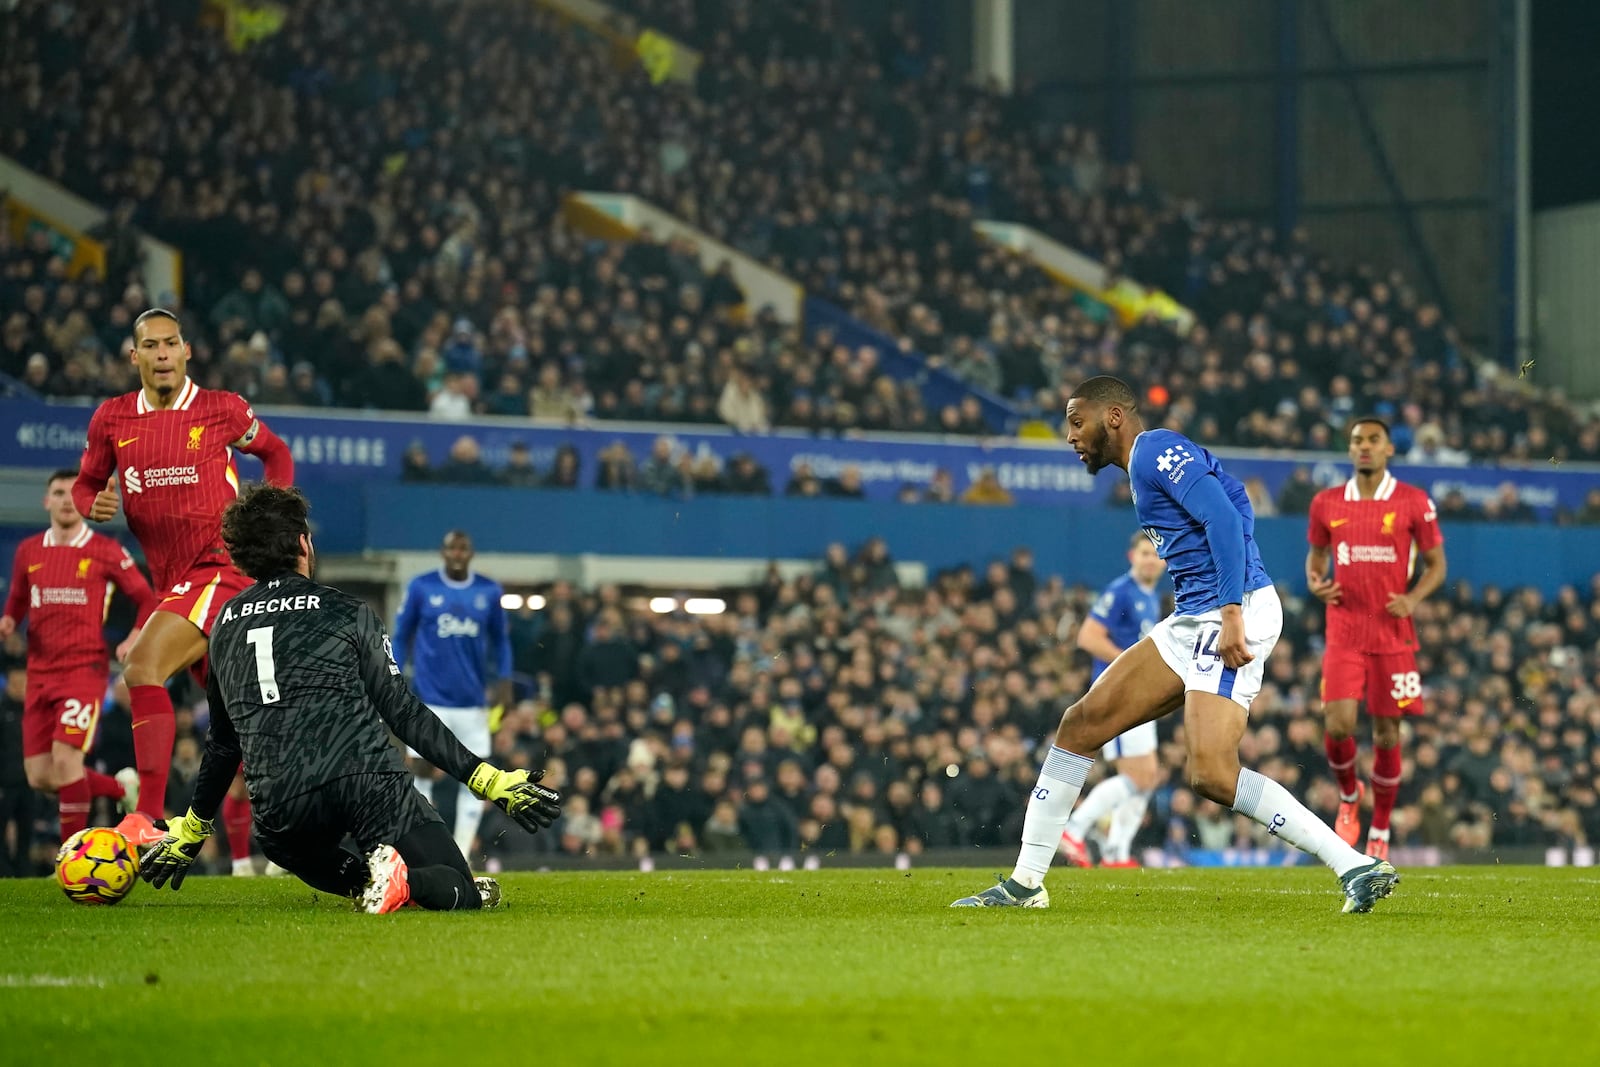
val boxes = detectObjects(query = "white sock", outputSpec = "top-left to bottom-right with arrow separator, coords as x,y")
1103,788 -> 1153,863
1232,768 -> 1368,876
1010,746 -> 1095,889
1064,773 -> 1135,838
452,781 -> 485,865
414,776 -> 434,804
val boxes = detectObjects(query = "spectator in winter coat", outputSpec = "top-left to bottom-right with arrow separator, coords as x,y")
738,779 -> 800,853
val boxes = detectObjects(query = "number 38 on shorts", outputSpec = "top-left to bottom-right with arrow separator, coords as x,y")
1320,646 -> 1426,717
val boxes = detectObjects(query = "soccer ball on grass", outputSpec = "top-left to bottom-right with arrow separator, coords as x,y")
55,827 -> 140,905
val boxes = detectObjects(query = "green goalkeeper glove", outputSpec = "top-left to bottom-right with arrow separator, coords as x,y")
140,809 -> 215,890
467,763 -> 562,835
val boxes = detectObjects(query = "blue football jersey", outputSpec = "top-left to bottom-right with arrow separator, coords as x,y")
1127,429 -> 1272,615
1087,572 -> 1164,681
392,570 -> 511,708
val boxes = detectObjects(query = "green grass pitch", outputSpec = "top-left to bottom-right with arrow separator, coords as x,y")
2,867 -> 1596,1067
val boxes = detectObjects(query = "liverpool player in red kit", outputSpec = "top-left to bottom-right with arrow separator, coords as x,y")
73,309 -> 294,846
0,470 -> 158,841
1306,418 -> 1447,861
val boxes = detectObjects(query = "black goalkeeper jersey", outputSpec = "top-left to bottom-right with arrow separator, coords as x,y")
190,572 -> 480,819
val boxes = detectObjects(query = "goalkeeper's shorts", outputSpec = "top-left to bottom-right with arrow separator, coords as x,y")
254,771 -> 441,861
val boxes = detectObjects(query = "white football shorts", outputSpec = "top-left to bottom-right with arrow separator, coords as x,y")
1148,585 -> 1282,712
1101,720 -> 1159,760
406,706 -> 490,761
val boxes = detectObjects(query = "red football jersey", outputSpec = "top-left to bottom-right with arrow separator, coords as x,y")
1308,472 -> 1444,654
2,524 -> 157,676
78,379 -> 259,590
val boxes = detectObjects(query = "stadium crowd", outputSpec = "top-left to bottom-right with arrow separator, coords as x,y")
3,537 -> 1598,875
5,0 -> 1599,460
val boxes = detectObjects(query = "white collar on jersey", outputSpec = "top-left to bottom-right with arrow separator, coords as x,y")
1344,470 -> 1397,501
135,377 -> 199,414
44,524 -> 93,548
436,569 -> 476,590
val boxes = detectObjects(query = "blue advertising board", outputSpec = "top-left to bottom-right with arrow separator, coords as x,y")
3,395 -> 1593,517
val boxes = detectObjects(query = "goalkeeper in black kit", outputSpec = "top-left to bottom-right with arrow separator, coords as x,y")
140,484 -> 561,912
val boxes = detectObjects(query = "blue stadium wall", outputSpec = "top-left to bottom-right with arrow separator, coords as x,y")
339,486 -> 1596,598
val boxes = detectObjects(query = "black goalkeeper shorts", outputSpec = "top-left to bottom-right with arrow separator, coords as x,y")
253,771 -> 441,860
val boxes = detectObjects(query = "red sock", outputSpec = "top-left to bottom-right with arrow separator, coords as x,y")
1370,744 -> 1403,832
58,777 -> 92,841
222,794 -> 253,861
83,769 -> 124,799
1324,733 -> 1360,799
130,684 -> 177,821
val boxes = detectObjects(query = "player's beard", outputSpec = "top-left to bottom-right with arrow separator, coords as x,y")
305,542 -> 318,579
1079,422 -> 1111,474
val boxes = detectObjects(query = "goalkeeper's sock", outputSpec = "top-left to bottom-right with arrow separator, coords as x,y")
130,684 -> 176,820
1010,745 -> 1094,890
1369,745 -> 1403,832
407,865 -> 482,911
222,793 -> 253,861
59,777 -> 92,840
83,769 -> 124,800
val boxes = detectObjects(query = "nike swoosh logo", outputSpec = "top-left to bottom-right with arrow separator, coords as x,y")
28,564 -> 43,572
1397,699 -> 1414,708
1329,519 -> 1349,527
118,437 -> 140,447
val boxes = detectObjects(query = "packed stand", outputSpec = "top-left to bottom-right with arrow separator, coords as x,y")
5,539 -> 1597,875
0,0 -> 974,436
9,0 -> 1598,455
605,0 -> 1600,456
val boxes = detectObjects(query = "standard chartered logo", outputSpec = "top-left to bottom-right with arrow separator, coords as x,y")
1336,543 -> 1398,565
35,587 -> 88,606
436,613 -> 481,639
122,466 -> 199,494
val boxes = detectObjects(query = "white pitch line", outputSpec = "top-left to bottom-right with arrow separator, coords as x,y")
0,975 -> 107,988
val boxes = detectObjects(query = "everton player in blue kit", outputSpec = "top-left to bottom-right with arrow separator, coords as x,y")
955,377 -> 1398,913
1060,532 -> 1166,868
393,530 -> 512,862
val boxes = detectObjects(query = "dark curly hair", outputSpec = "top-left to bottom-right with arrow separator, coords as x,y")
221,484 -> 311,580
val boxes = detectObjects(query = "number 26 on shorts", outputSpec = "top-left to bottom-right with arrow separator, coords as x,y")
58,698 -> 95,732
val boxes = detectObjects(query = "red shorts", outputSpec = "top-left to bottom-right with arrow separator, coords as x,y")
157,564 -> 253,638
23,671 -> 108,759
1321,646 -> 1426,718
